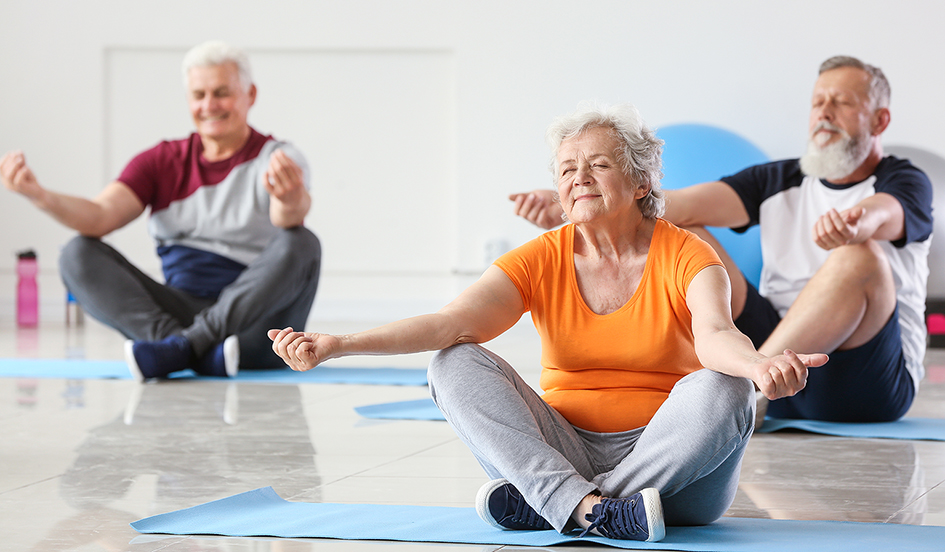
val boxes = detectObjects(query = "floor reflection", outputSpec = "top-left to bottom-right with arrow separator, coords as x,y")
37,382 -> 321,551
737,434 -> 926,523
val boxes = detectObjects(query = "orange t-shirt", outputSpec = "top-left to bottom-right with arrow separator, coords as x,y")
494,219 -> 722,433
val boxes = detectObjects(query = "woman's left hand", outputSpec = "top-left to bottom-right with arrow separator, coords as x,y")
752,350 -> 829,400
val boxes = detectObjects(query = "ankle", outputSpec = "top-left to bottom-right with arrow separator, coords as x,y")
571,492 -> 602,531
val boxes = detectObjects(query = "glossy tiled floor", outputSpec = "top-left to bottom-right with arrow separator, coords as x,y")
2,316 -> 945,551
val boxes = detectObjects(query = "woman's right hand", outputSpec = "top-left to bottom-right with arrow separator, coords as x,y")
268,327 -> 342,371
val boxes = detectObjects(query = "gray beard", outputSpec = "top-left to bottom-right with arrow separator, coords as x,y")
799,132 -> 871,181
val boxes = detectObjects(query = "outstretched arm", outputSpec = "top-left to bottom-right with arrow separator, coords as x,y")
662,181 -> 750,229
269,265 -> 526,371
1,150 -> 144,237
686,265 -> 828,399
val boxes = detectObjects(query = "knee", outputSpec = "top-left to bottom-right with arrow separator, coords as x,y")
266,228 -> 322,278
687,369 -> 755,428
822,241 -> 891,285
271,227 -> 321,261
59,236 -> 103,283
428,343 -> 485,397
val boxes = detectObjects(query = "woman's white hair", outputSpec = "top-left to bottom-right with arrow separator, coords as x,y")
181,40 -> 253,91
547,102 -> 665,219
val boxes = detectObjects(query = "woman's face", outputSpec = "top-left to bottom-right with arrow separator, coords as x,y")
555,126 -> 646,224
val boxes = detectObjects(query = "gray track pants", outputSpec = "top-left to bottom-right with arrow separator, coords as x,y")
59,227 -> 321,369
428,343 -> 754,532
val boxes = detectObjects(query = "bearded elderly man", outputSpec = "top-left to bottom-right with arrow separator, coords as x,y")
0,40 -> 321,380
510,56 -> 933,423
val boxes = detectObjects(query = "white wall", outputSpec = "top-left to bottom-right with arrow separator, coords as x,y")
1,0 -> 943,324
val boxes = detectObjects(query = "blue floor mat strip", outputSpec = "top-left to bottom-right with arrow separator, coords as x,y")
355,398 -> 443,419
0,358 -> 428,385
756,416 -> 945,441
355,397 -> 945,441
130,486 -> 945,551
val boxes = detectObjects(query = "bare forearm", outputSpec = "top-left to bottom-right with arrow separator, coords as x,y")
694,328 -> 764,379
334,312 -> 472,358
32,190 -> 116,237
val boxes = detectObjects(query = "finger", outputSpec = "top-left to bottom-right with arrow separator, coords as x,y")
762,369 -> 785,400
814,215 -> 844,249
264,170 -> 279,193
272,149 -> 301,177
511,193 -> 527,216
826,209 -> 853,242
269,153 -> 302,191
812,217 -> 830,248
844,206 -> 865,225
286,334 -> 314,369
295,341 -> 316,369
268,327 -> 294,341
756,372 -> 776,400
798,352 -> 829,367
779,350 -> 808,394
270,329 -> 289,355
269,327 -> 296,354
522,195 -> 544,219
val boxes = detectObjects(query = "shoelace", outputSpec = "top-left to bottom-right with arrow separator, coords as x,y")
511,493 -> 551,529
579,497 -> 646,539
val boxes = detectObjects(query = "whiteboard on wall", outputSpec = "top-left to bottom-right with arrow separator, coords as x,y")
104,47 -> 457,278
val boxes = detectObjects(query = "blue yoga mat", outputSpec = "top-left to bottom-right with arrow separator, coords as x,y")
0,358 -> 428,386
757,417 -> 945,441
355,398 -> 443,420
131,486 -> 945,551
355,398 -> 945,441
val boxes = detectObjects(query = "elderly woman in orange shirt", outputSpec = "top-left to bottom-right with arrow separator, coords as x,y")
269,103 -> 827,543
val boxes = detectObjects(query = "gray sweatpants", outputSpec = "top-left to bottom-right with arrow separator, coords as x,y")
428,343 -> 754,532
59,227 -> 321,369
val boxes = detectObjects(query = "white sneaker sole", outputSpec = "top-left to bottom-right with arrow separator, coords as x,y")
223,335 -> 240,378
639,487 -> 665,542
475,478 -> 511,529
123,340 -> 145,383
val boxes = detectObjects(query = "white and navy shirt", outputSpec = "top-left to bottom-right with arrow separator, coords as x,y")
721,156 -> 933,389
118,128 -> 310,299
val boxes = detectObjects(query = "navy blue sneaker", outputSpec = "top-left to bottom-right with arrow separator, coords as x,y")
124,335 -> 194,382
195,335 -> 240,378
476,479 -> 553,531
580,488 -> 664,542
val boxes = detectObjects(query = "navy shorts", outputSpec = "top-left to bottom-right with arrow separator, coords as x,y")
734,281 -> 915,422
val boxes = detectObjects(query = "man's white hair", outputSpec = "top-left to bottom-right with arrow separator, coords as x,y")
819,55 -> 890,110
181,40 -> 253,91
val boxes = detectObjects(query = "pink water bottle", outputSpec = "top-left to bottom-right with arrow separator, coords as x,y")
16,250 -> 38,327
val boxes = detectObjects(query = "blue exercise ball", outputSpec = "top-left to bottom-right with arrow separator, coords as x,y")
657,123 -> 768,288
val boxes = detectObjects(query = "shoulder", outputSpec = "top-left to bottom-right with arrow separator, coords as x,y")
873,155 -> 932,186
251,128 -> 305,157
722,158 -> 802,184
653,219 -> 723,288
654,219 -> 719,259
499,225 -> 568,266
130,134 -> 196,163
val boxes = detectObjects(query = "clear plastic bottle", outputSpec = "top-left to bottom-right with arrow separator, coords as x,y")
16,250 -> 38,327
